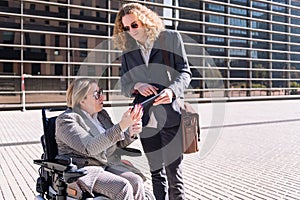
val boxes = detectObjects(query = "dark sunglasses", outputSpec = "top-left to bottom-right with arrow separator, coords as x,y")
93,88 -> 103,100
123,22 -> 139,32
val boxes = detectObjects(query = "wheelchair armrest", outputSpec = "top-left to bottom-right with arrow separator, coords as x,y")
115,147 -> 142,157
34,159 -> 87,183
34,159 -> 68,172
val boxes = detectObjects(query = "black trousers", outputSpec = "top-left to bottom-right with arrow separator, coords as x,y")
140,126 -> 184,200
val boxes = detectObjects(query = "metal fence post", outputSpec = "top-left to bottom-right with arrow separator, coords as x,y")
21,74 -> 26,111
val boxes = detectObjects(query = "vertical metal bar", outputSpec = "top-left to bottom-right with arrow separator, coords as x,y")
247,0 -> 252,97
67,0 -> 71,87
268,2 -> 273,96
226,0 -> 230,97
21,0 -> 26,111
287,0 -> 291,95
107,0 -> 111,102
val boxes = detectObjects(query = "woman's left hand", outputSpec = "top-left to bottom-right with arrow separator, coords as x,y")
153,89 -> 174,105
129,120 -> 142,137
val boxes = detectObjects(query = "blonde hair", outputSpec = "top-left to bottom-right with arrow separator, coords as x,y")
66,78 -> 98,108
113,3 -> 165,50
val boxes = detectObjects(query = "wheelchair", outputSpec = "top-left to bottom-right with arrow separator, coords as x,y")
34,107 -> 155,200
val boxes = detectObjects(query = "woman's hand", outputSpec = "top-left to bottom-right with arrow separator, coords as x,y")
129,120 -> 142,138
134,82 -> 159,97
119,104 -> 143,131
153,88 -> 174,105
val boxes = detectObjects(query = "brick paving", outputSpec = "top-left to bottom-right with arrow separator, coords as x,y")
0,100 -> 300,199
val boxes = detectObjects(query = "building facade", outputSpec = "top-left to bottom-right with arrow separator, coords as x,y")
0,0 -> 300,109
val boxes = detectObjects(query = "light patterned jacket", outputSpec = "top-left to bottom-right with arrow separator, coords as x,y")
55,107 -> 135,168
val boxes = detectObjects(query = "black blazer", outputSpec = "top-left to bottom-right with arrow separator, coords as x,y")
121,30 -> 191,128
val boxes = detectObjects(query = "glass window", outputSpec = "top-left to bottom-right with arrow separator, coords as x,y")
272,14 -> 286,23
70,22 -> 105,35
206,47 -> 226,56
252,1 -> 268,9
251,50 -> 269,59
291,0 -> 300,6
230,39 -> 248,47
71,7 -> 107,23
291,17 -> 300,26
251,21 -> 268,29
272,43 -> 287,51
291,44 -> 300,52
55,64 -> 63,75
272,33 -> 287,42
230,18 -> 247,27
253,61 -> 269,69
3,63 -> 13,73
272,5 -> 286,13
230,7 -> 247,16
252,11 -> 268,20
2,32 -> 15,44
252,69 -> 268,79
272,62 -> 286,70
230,71 -> 248,80
230,28 -> 247,36
206,4 -> 225,12
206,36 -> 225,44
230,49 -> 247,57
291,8 -> 300,17
213,58 -> 226,67
207,15 -> 225,24
206,25 -> 226,34
291,54 -> 300,61
252,41 -> 269,49
230,59 -> 249,68
79,38 -> 88,57
24,16 -> 67,33
272,52 -> 287,60
32,63 -> 41,75
230,0 -> 248,6
252,31 -> 269,39
273,24 -> 286,32
273,0 -> 288,7
291,27 -> 300,34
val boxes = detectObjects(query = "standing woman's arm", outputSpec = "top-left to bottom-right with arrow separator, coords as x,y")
167,31 -> 192,98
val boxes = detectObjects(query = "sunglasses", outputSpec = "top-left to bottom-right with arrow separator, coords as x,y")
93,88 -> 103,100
123,22 -> 139,32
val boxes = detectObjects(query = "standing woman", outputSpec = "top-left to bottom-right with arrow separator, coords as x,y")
113,3 -> 191,200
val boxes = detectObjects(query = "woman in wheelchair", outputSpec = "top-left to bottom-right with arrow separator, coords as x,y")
55,78 -> 145,200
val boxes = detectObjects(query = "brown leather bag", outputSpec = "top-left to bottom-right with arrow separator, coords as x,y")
180,102 -> 200,154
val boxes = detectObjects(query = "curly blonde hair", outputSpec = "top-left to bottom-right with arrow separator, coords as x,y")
113,3 -> 165,50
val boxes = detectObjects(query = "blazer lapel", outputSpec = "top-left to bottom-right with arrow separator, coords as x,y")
74,107 -> 99,137
149,39 -> 161,60
128,48 -> 145,65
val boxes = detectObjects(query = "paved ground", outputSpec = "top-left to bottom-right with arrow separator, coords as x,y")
0,100 -> 300,199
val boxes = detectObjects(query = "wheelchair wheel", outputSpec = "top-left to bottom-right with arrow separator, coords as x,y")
145,189 -> 155,200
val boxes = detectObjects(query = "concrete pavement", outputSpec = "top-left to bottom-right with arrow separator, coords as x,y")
0,100 -> 300,199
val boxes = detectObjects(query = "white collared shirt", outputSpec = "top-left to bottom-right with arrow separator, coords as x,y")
137,38 -> 153,66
